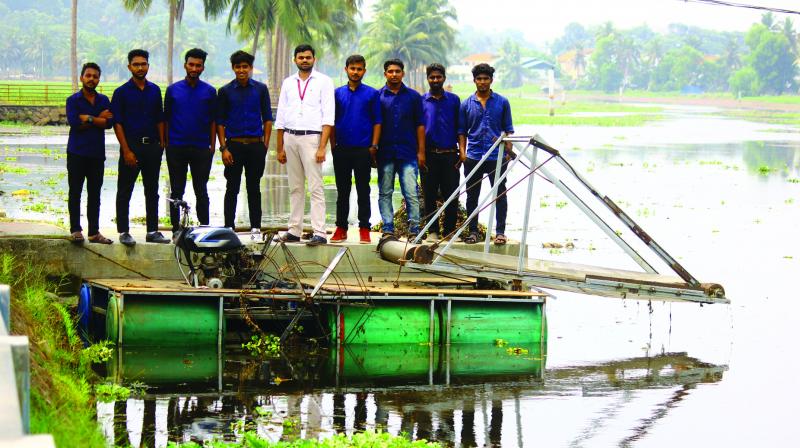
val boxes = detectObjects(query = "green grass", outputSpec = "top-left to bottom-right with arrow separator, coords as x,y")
0,162 -> 30,175
719,109 -> 800,125
1,253 -> 107,448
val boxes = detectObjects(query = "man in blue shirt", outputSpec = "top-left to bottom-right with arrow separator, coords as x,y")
330,54 -> 382,244
111,49 -> 169,246
216,50 -> 273,238
377,59 -> 425,239
458,63 -> 514,245
165,48 -> 217,240
65,62 -> 114,244
421,63 -> 461,241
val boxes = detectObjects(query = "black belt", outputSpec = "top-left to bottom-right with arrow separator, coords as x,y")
428,147 -> 458,154
285,129 -> 321,135
131,136 -> 158,145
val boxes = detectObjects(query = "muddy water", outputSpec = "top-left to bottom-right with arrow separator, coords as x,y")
3,106 -> 800,446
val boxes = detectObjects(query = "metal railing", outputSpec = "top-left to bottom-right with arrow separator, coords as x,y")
0,83 -> 116,106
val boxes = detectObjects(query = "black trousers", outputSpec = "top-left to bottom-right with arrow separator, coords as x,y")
167,145 -> 213,230
223,141 -> 266,229
116,141 -> 163,233
463,156 -> 508,235
421,150 -> 460,235
332,145 -> 371,229
67,152 -> 104,235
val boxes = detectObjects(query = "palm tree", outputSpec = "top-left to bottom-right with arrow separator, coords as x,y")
203,0 -> 358,91
122,0 -> 185,84
495,39 -> 528,88
361,0 -> 457,89
71,0 -> 78,91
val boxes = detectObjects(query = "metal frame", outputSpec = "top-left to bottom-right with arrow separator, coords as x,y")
405,134 -> 727,304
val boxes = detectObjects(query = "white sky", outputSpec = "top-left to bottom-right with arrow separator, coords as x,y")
363,0 -> 800,43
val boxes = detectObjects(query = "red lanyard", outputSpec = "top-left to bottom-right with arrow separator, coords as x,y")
297,77 -> 311,102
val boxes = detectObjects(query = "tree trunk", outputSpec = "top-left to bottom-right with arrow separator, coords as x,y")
264,25 -> 273,86
167,2 -> 176,85
251,21 -> 261,57
70,0 -> 78,92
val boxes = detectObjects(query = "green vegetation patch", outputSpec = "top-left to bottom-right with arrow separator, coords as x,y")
168,429 -> 441,447
1,253 -> 107,448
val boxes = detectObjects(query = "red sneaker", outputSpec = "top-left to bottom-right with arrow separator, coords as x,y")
359,227 -> 371,244
330,227 -> 348,243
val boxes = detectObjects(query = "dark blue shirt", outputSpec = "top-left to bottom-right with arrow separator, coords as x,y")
422,91 -> 460,149
111,79 -> 164,139
66,90 -> 113,159
165,79 -> 217,148
378,84 -> 423,162
458,92 -> 514,161
216,79 -> 273,139
334,83 -> 381,148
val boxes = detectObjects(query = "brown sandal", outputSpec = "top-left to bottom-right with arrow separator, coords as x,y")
88,233 -> 113,244
70,231 -> 85,243
494,234 -> 507,246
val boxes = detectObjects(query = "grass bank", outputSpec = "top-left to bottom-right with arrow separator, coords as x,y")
0,253 -> 107,448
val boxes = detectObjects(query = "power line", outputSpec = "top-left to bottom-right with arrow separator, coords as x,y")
678,0 -> 800,15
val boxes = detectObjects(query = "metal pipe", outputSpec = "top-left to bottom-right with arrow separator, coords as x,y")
516,143 -> 538,272
483,144 -> 506,253
413,135 -> 505,244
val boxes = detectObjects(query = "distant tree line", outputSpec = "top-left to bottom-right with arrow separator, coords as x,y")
552,12 -> 798,95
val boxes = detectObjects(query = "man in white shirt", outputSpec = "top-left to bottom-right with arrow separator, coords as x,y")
274,44 -> 335,246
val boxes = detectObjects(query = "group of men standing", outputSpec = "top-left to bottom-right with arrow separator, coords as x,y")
66,44 -> 514,248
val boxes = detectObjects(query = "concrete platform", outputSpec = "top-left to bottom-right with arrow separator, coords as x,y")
0,222 -> 520,281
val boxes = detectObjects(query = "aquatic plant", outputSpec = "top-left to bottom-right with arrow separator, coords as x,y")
80,340 -> 114,364
0,162 -> 30,174
243,333 -> 282,358
167,429 -> 442,447
94,383 -> 130,403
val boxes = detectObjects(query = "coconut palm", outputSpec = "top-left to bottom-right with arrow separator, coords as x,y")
71,0 -> 78,91
203,0 -> 358,90
122,0 -> 185,84
361,0 -> 457,89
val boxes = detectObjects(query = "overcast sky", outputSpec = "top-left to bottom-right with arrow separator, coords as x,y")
363,0 -> 800,42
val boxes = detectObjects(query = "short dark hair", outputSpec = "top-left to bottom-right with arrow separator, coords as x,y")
185,48 -> 207,63
472,63 -> 495,79
345,54 -> 366,67
294,44 -> 315,57
230,50 -> 254,66
384,59 -> 404,71
426,63 -> 446,77
81,62 -> 101,77
127,49 -> 149,63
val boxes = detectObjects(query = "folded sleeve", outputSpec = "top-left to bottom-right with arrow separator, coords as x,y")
261,83 -> 273,122
216,86 -> 229,127
65,96 -> 82,128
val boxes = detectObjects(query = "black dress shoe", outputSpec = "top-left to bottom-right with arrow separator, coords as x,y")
145,231 -> 170,244
273,232 -> 301,243
119,232 -> 136,246
306,235 -> 327,246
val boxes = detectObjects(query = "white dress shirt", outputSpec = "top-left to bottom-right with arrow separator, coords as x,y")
274,69 -> 335,131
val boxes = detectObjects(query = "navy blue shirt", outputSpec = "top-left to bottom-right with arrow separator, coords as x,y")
458,92 -> 514,161
111,79 -> 164,139
378,84 -> 423,162
216,79 -> 273,139
66,90 -> 112,159
165,79 -> 217,148
334,83 -> 381,148
422,91 -> 460,150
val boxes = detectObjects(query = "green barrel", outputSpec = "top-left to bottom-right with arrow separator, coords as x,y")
447,343 -> 545,377
108,346 -> 221,385
449,302 -> 545,344
336,343 -> 435,383
331,303 -> 439,344
105,294 -> 221,346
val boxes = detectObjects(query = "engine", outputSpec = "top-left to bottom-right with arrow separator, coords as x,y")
175,226 -> 264,289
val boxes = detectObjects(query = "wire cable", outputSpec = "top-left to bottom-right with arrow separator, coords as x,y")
678,0 -> 800,15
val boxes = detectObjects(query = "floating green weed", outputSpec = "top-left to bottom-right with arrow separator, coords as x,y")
788,178 -> 800,184
243,333 -> 282,358
80,340 -> 114,364
167,429 -> 442,447
0,162 -> 29,174
757,165 -> 773,175
95,382 -> 130,403
555,201 -> 568,209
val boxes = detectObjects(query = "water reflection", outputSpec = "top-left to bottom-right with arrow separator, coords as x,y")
98,344 -> 724,447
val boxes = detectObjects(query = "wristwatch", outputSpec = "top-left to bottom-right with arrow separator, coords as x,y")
370,144 -> 379,150
219,145 -> 228,152
87,116 -> 94,124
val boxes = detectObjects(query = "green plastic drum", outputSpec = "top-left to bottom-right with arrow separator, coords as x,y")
331,303 -> 440,344
449,302 -> 545,344
105,294 -> 222,346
